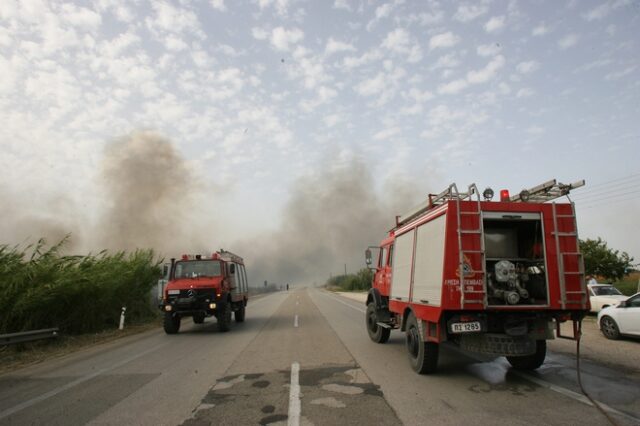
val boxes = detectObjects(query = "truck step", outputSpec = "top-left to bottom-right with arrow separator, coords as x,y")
553,232 -> 578,237
376,322 -> 392,329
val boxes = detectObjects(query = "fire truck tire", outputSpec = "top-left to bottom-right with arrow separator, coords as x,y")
506,340 -> 546,370
599,316 -> 620,340
163,313 -> 181,334
235,306 -> 245,322
217,302 -> 232,332
366,303 -> 390,343
406,313 -> 438,374
193,312 -> 205,324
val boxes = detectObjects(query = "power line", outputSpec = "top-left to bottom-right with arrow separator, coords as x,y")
572,174 -> 640,200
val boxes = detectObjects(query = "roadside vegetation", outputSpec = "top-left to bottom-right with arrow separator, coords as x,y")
325,268 -> 373,291
0,237 -> 162,336
580,237 -> 637,295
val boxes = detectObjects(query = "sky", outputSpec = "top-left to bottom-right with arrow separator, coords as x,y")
0,0 -> 639,283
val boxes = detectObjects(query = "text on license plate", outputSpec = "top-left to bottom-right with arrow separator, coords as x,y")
451,321 -> 481,333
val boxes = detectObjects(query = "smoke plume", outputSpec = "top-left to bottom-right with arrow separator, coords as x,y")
98,130 -> 212,254
239,158 -> 424,286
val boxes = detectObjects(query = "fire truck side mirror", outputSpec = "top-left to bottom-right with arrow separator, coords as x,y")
365,249 -> 372,266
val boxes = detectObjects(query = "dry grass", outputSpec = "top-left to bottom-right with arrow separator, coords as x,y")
0,320 -> 160,376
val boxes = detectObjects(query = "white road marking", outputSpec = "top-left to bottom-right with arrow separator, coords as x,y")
0,342 -> 167,421
320,291 -> 366,313
288,362 -> 301,426
319,290 -> 639,423
294,315 -> 299,328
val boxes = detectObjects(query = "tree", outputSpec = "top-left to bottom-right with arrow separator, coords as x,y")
580,238 -> 635,282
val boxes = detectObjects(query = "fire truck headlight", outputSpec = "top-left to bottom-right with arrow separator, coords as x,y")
164,305 -> 172,312
209,303 -> 217,309
483,187 -> 494,201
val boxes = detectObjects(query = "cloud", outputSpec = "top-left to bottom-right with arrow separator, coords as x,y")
270,26 -> 304,51
583,3 -> 612,21
366,2 -> 396,31
484,16 -> 506,33
466,55 -> 505,84
323,113 -> 343,127
532,23 -> 549,36
356,72 -> 386,96
558,33 -> 579,49
210,0 -> 226,12
258,0 -> 291,16
60,4 -> 102,30
333,0 -> 351,11
605,66 -> 636,81
526,125 -> 545,135
325,38 -> 355,56
252,27 -> 269,40
146,2 -> 202,37
453,4 -> 488,22
432,53 -> 460,69
343,49 -> 383,70
382,28 -> 423,63
373,126 -> 401,141
516,88 -> 534,98
516,60 -> 539,74
429,32 -> 460,50
437,79 -> 468,95
477,43 -> 501,57
437,55 -> 506,95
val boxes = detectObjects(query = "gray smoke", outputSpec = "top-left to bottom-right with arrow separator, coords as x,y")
98,130 -> 212,254
239,158 -> 426,286
0,185 -> 81,250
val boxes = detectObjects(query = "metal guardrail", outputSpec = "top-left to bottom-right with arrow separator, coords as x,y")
0,328 -> 59,346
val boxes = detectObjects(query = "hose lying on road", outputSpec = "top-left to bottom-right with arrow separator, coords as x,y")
575,319 -> 619,426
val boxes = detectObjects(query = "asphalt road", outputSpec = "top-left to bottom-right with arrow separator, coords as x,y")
0,288 -> 638,426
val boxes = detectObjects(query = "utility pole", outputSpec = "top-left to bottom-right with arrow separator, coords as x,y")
344,264 -> 347,276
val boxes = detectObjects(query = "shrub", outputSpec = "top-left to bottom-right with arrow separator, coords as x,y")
0,238 -> 161,335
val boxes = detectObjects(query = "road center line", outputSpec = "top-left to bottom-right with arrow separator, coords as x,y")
294,314 -> 299,328
288,362 -> 301,426
0,342 -> 167,421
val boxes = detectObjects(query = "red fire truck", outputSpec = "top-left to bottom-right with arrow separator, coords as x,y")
160,250 -> 249,334
365,179 -> 589,374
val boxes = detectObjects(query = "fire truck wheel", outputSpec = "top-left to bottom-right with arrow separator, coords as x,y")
217,302 -> 232,332
193,313 -> 205,324
506,340 -> 546,370
406,313 -> 438,374
366,303 -> 390,343
599,316 -> 620,340
163,313 -> 181,334
235,306 -> 245,322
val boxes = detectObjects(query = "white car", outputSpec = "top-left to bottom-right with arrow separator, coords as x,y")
587,283 -> 627,313
597,293 -> 640,339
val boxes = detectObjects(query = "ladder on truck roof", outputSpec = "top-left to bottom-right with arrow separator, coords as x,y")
509,179 -> 585,203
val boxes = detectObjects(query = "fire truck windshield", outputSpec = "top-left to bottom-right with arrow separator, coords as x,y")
174,260 -> 222,279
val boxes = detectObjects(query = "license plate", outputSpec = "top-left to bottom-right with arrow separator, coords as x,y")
451,321 -> 481,333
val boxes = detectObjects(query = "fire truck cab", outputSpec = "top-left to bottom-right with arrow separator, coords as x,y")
365,179 -> 589,374
160,250 -> 249,334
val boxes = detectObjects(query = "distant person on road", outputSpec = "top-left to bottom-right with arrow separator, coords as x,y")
587,276 -> 597,285
286,284 -> 289,291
